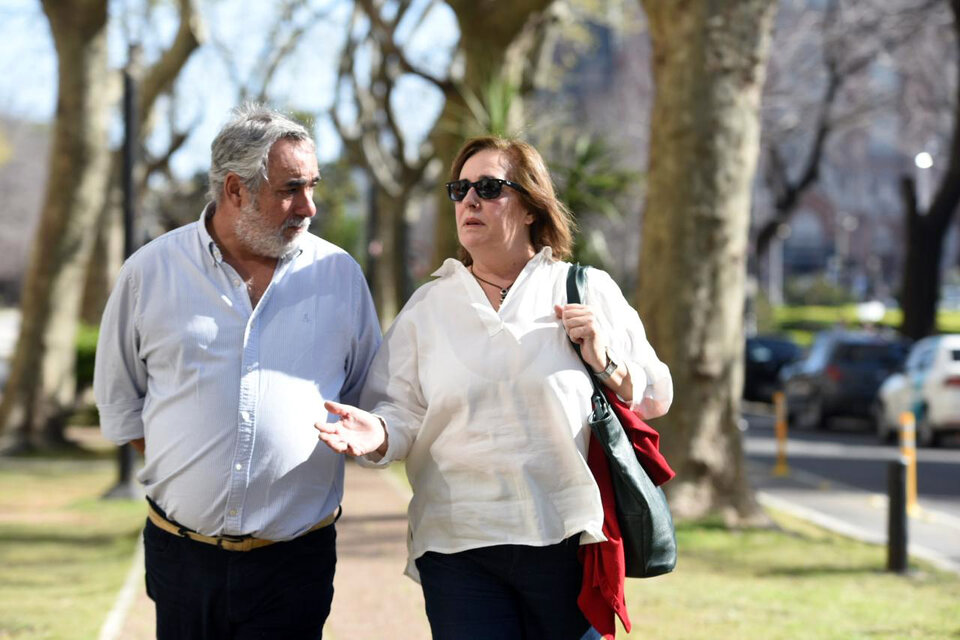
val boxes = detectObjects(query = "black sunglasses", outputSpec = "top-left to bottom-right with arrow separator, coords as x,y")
445,177 -> 529,202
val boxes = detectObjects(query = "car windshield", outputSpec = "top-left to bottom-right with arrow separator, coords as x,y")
833,343 -> 904,368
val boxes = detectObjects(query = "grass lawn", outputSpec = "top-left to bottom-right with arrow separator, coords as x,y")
624,513 -> 960,639
0,439 -> 145,640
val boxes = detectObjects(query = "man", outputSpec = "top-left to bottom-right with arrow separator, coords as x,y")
94,104 -> 382,639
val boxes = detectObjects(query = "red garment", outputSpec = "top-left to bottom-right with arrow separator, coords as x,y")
578,388 -> 675,639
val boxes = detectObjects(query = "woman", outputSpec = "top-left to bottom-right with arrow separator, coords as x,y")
316,136 -> 672,640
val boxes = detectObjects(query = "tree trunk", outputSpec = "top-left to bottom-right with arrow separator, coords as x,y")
637,0 -> 777,523
898,177 -> 944,340
81,0 -> 203,324
898,0 -> 960,341
0,0 -> 111,450
367,186 -> 400,326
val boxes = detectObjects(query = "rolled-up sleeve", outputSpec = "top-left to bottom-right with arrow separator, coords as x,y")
587,268 -> 673,419
93,268 -> 147,444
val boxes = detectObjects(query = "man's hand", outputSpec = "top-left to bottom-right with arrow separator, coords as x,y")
316,400 -> 388,457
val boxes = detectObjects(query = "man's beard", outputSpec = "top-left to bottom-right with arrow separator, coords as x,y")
234,199 -> 311,258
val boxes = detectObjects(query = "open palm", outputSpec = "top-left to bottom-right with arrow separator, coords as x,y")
315,400 -> 387,457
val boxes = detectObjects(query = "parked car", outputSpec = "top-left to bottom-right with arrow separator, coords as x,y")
743,335 -> 804,402
782,330 -> 910,430
875,334 -> 960,447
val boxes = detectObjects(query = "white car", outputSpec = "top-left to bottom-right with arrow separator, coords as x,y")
875,334 -> 960,447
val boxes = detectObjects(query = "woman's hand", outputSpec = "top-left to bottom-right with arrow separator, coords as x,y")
316,400 -> 388,457
554,303 -> 608,373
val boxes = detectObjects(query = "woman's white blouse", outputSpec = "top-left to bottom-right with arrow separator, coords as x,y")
357,248 -> 673,580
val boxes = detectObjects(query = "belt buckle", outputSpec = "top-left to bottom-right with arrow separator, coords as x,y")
216,533 -> 251,550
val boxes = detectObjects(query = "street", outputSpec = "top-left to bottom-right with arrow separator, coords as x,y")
743,404 -> 960,572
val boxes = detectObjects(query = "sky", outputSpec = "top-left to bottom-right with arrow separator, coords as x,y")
0,0 -> 456,177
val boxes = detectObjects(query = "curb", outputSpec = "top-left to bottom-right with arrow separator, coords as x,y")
98,531 -> 145,640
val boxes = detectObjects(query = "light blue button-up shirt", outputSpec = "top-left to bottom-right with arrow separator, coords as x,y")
94,206 -> 381,540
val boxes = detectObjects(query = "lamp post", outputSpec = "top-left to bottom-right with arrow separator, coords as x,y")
103,46 -> 141,500
768,223 -> 791,306
914,151 -> 933,211
839,214 -> 859,292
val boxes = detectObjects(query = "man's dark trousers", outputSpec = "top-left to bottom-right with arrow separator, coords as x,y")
143,518 -> 337,639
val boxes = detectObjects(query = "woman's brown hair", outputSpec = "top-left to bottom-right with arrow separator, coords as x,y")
449,136 -> 576,265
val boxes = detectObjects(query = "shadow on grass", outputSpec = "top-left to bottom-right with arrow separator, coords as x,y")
757,565 -> 891,578
2,441 -> 114,462
0,528 -> 140,547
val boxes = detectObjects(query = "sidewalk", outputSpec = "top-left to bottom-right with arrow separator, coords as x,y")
107,461 -> 429,640
748,459 -> 960,575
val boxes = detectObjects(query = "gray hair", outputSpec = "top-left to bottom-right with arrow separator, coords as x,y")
207,103 -> 313,204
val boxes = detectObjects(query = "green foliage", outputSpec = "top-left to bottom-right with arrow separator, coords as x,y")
75,322 -> 99,392
769,305 -> 960,346
458,76 -> 521,139
752,290 -> 777,334
311,158 -> 365,265
784,275 -> 856,306
547,133 -> 641,269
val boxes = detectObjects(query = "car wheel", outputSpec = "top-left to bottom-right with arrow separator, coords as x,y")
874,401 -> 895,444
795,398 -> 824,431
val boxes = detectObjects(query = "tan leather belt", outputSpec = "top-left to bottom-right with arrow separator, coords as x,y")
146,501 -> 339,552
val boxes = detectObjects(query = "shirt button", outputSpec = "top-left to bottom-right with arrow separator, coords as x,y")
240,411 -> 250,421
233,279 -> 242,287
229,509 -> 237,516
235,463 -> 243,471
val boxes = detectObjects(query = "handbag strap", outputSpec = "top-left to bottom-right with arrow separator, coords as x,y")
565,263 -> 587,360
565,264 -> 611,405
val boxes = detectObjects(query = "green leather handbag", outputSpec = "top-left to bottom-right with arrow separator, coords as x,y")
566,263 -> 677,578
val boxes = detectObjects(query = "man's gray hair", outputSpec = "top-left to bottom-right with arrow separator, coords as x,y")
208,104 -> 313,203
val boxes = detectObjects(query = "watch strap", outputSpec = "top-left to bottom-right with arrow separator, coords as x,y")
595,348 -> 618,382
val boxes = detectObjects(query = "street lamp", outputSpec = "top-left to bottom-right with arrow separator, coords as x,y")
915,151 -> 934,211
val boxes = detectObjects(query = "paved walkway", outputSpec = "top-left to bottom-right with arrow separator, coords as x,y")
108,461 -> 429,640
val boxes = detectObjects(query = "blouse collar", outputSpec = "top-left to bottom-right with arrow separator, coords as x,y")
430,246 -> 554,280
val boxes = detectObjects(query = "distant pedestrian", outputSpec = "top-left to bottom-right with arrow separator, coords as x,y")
94,104 -> 381,639
315,136 -> 672,639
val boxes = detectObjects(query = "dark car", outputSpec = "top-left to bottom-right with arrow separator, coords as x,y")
782,330 -> 910,430
743,335 -> 804,402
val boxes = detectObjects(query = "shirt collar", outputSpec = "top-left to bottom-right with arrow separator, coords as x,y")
197,202 -> 224,265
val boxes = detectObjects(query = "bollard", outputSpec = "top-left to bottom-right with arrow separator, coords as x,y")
887,457 -> 909,573
898,412 -> 919,516
772,392 -> 789,476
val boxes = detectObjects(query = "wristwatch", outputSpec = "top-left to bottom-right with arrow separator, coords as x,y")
595,347 -> 619,382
